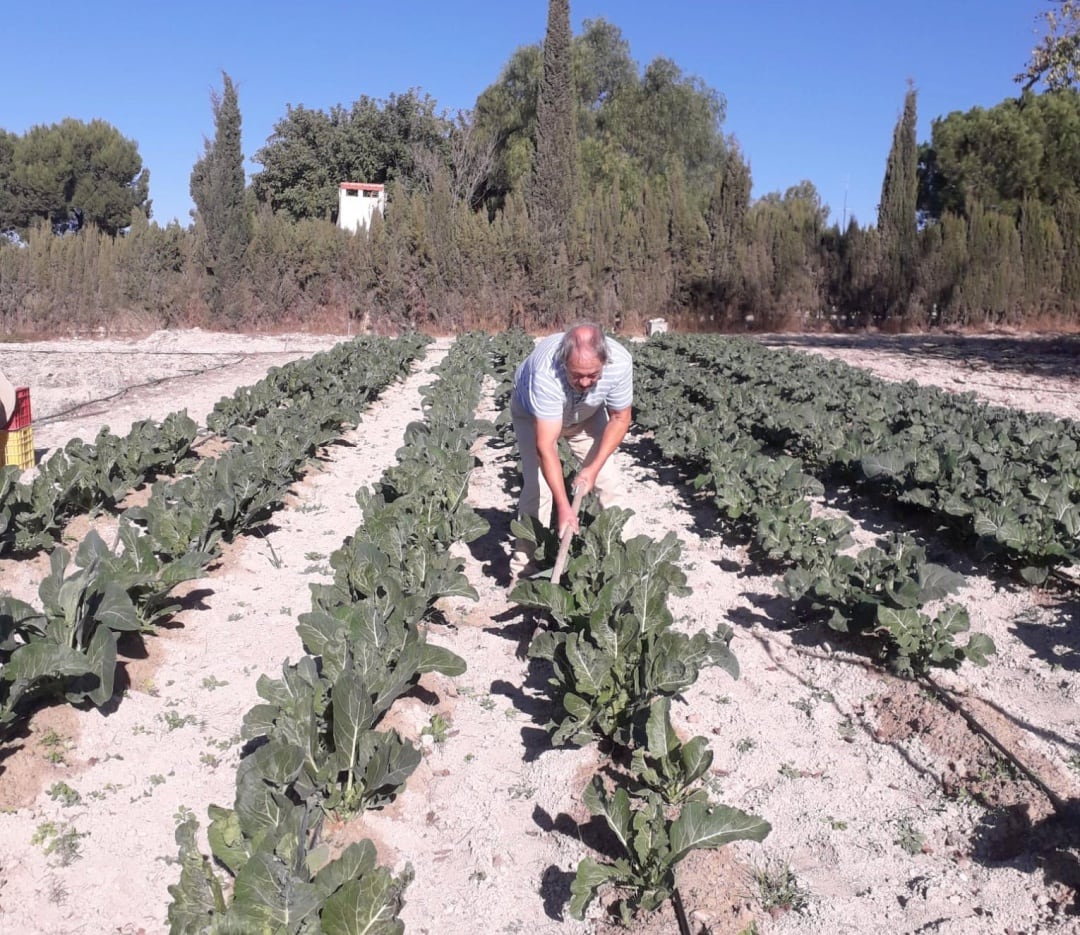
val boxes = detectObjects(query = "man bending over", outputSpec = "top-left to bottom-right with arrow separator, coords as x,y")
509,322 -> 633,577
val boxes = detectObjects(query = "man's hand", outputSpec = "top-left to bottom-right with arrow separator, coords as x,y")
573,465 -> 599,496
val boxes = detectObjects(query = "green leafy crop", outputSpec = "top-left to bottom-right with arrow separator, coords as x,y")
569,775 -> 770,923
514,506 -> 737,747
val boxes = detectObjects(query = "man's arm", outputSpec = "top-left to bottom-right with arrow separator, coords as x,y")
535,417 -> 579,534
574,406 -> 631,496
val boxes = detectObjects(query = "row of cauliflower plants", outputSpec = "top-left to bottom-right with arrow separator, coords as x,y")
1,333 -> 420,558
167,331 -> 514,933
648,333 -> 1079,584
509,461 -> 770,928
632,338 -> 995,678
0,335 -> 425,741
1,410 -> 200,556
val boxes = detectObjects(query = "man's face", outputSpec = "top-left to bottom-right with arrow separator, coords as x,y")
566,352 -> 603,393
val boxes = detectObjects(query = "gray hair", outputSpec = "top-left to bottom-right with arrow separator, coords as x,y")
558,322 -> 608,365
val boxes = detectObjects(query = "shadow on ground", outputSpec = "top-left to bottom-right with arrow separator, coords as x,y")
758,332 -> 1080,383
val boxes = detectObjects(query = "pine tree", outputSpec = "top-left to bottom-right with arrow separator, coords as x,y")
877,85 -> 919,323
190,72 -> 251,320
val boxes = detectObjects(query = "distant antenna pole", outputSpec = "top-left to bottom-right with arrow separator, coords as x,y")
842,174 -> 849,229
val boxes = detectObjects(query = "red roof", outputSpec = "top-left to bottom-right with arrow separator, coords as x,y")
339,182 -> 384,192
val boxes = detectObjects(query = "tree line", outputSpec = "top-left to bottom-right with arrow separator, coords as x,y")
2,10 -> 1080,335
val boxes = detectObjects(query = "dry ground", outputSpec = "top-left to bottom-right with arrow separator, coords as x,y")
0,328 -> 1077,935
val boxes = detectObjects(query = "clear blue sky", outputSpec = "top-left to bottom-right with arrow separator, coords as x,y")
4,0 -> 1049,229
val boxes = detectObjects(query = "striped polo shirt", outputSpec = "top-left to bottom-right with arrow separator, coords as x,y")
512,332 -> 633,425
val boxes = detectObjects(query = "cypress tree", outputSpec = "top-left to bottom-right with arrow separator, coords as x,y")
531,0 -> 577,273
1055,193 -> 1080,321
534,0 -> 575,204
961,201 -> 1024,325
707,144 -> 751,309
669,162 -> 709,305
190,72 -> 251,321
877,85 -> 919,324
1019,196 -> 1064,319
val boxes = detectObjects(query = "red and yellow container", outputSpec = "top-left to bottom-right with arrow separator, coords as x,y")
1,387 -> 34,469
5,387 -> 32,430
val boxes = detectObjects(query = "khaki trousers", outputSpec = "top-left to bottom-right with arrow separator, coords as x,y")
509,399 -> 626,573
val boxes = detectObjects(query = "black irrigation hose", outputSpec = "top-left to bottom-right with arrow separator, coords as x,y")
5,348 -> 252,356
29,354 -> 273,425
672,887 -> 692,935
920,672 -> 1077,819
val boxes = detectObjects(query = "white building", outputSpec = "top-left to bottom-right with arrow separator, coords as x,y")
337,182 -> 386,232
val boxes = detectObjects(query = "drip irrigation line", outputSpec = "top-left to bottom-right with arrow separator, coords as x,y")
672,886 -> 692,935
920,672 -> 1074,818
31,356 -> 248,425
5,348 -> 261,357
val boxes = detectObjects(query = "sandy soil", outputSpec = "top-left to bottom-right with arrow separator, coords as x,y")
0,329 -> 1077,935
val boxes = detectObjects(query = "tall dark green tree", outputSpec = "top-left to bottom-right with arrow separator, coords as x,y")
252,90 -> 451,221
959,200 -> 1024,324
918,91 -> 1080,221
706,143 -> 752,307
877,85 -> 919,321
531,0 -> 577,248
473,17 -> 728,217
1055,193 -> 1080,316
1019,196 -> 1064,316
472,45 -> 543,213
190,72 -> 251,316
743,182 -> 828,328
0,119 -> 149,235
0,129 -> 19,230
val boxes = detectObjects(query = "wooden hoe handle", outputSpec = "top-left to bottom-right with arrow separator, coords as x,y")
551,486 -> 585,587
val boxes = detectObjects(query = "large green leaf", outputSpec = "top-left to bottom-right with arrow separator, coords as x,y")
679,736 -> 714,786
78,624 -> 117,707
561,692 -> 593,725
704,627 -> 740,679
234,765 -> 289,841
313,841 -> 378,898
416,643 -> 466,676
564,635 -> 613,697
166,819 -> 226,930
361,731 -> 421,803
2,641 -> 93,684
0,595 -> 45,645
296,610 -> 349,676
332,670 -> 374,773
583,777 -> 632,852
669,801 -> 771,862
859,450 -> 911,481
37,547 -> 72,614
247,739 -> 306,787
92,580 -> 142,633
228,851 -> 323,930
207,806 -> 247,877
320,868 -> 407,935
1019,564 -> 1051,586
450,509 -> 490,545
916,563 -> 966,602
964,633 -> 997,667
644,697 -> 678,758
569,856 -> 621,921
